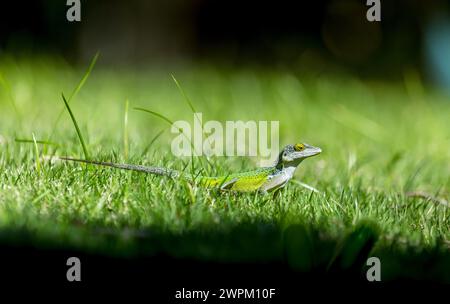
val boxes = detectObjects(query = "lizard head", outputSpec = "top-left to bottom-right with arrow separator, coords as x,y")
277,143 -> 322,167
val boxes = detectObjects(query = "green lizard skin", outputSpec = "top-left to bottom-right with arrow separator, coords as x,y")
198,167 -> 277,192
60,143 -> 321,193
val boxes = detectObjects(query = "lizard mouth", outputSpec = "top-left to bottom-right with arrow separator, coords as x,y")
299,147 -> 322,158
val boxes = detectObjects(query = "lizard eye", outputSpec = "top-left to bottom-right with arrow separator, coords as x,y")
294,143 -> 305,151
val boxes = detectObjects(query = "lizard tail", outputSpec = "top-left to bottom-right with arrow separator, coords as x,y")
59,157 -> 180,177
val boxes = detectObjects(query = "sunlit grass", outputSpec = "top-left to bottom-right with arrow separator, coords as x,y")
0,57 -> 449,281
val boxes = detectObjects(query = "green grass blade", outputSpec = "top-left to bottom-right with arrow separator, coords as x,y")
171,74 -> 212,174
32,133 -> 41,173
61,93 -> 89,159
134,107 -> 174,125
134,106 -> 198,174
291,179 -> 321,194
48,52 -> 100,141
171,74 -> 196,112
171,74 -> 204,130
15,138 -> 58,146
141,129 -> 164,157
68,51 -> 100,102
124,99 -> 129,160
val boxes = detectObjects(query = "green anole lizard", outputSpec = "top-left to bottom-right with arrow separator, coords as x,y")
61,143 -> 321,193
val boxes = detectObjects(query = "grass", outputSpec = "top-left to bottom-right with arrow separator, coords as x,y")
0,56 -> 449,282
61,93 -> 90,159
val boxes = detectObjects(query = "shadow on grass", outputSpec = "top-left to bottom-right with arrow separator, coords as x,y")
0,218 -> 448,287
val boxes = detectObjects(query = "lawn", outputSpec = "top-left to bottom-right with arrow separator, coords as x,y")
0,56 -> 449,282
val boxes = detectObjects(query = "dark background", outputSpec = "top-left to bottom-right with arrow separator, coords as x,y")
1,0 -> 450,82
